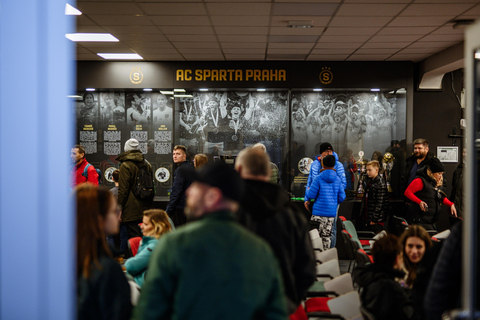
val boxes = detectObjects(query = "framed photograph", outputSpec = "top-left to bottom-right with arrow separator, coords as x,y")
437,146 -> 458,163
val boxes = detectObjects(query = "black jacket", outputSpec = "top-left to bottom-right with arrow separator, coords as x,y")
356,264 -> 415,320
166,161 -> 193,215
407,167 -> 446,229
401,152 -> 434,194
360,175 -> 388,223
450,163 -> 464,218
77,250 -> 132,320
237,179 -> 316,313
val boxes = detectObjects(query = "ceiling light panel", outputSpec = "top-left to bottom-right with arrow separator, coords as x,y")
97,53 -> 143,59
273,3 -> 339,16
66,33 -> 119,42
65,4 -> 82,15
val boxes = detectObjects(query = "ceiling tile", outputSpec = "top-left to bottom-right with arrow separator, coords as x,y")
207,3 -> 271,15
77,53 -> 104,60
215,27 -> 269,35
398,47 -> 444,54
336,4 -> 407,16
269,35 -> 319,43
76,2 -> 142,14
77,41 -> 132,48
76,46 -> 93,54
141,54 -> 185,61
386,54 -> 428,62
267,54 -> 306,60
368,35 -> 424,43
137,3 -> 207,15
223,48 -> 266,54
269,27 -> 323,36
127,42 -> 175,49
310,48 -> 355,55
173,42 -> 220,49
76,15 -> 97,26
273,3 -> 340,16
315,42 -> 364,49
211,16 -> 269,26
344,0 -> 410,2
388,16 -> 454,27
182,54 -> 225,60
150,16 -> 211,26
306,54 -> 349,61
167,35 -> 217,42
275,0 -> 341,2
462,4 -> 480,15
88,15 -> 153,26
318,35 -> 371,43
224,55 -> 266,60
346,54 -> 391,61
419,34 -> 464,42
76,26 -> 107,33
221,43 -> 266,49
323,27 -> 381,36
116,34 -> 168,42
407,41 -> 453,49
89,47 -> 136,53
400,4 -> 474,16
329,16 -> 392,27
430,26 -> 465,35
178,48 -> 223,54
267,48 -> 312,54
132,48 -> 179,54
268,43 -> 314,49
218,35 -> 267,42
160,26 -> 214,35
362,42 -> 412,49
271,16 -> 330,27
354,48 -> 399,54
102,25 -> 161,34
376,26 -> 437,35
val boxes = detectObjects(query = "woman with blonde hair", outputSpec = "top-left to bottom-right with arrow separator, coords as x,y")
76,183 -> 132,320
194,153 -> 208,169
125,209 -> 172,287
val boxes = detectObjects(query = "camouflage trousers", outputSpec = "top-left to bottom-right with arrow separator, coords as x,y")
310,215 -> 335,251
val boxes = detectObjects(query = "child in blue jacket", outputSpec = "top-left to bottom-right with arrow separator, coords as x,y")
305,155 -> 346,250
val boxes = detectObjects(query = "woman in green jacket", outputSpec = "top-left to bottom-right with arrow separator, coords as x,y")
125,209 -> 172,286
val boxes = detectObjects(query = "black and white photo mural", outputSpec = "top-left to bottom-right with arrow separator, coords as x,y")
175,91 -> 288,166
291,91 -> 406,159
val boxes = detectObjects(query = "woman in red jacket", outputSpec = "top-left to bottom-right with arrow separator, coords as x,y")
404,157 -> 457,231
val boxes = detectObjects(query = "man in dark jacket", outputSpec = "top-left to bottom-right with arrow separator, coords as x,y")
134,161 -> 287,320
358,160 -> 388,233
401,138 -> 433,195
355,234 -> 415,320
235,147 -> 316,314
115,139 -> 154,242
166,145 -> 193,227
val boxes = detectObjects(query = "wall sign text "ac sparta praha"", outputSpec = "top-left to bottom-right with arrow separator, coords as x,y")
176,69 -> 286,82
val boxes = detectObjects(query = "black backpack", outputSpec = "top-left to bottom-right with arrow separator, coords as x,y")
132,160 -> 155,200
83,163 -> 103,185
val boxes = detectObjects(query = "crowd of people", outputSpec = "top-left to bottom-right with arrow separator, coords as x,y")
71,136 -> 464,320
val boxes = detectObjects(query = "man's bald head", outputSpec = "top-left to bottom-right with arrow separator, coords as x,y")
235,147 -> 271,181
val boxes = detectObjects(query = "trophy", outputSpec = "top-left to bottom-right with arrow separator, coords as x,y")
383,152 -> 395,193
355,151 -> 368,198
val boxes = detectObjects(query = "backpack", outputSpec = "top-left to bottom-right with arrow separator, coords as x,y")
83,163 -> 102,185
132,160 -> 155,200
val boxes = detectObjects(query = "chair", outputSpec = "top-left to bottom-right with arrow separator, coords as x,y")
324,273 -> 354,295
305,274 -> 354,315
316,259 -> 341,281
390,215 -> 409,236
315,248 -> 338,265
340,230 -> 357,272
432,229 -> 450,241
342,220 -> 374,251
128,237 -> 142,257
355,249 -> 373,267
327,291 -> 362,320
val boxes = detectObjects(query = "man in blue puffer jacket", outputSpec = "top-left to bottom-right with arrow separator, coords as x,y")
305,155 -> 346,250
305,142 -> 346,247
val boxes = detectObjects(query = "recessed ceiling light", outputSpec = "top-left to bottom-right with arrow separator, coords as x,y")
287,20 -> 313,28
65,4 -> 82,15
97,53 -> 143,60
199,88 -> 209,91
174,94 -> 193,98
143,88 -> 153,91
160,91 -> 174,95
313,88 -> 323,91
257,88 -> 266,92
86,88 -> 95,91
371,88 -> 380,92
66,33 -> 119,42
174,89 -> 186,92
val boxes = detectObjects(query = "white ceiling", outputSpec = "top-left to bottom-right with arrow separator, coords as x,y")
75,0 -> 480,62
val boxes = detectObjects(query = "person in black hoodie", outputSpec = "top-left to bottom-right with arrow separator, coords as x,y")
401,138 -> 434,196
235,147 -> 316,315
355,234 -> 415,320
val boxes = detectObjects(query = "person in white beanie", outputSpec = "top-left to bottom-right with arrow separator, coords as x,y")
115,138 -> 154,256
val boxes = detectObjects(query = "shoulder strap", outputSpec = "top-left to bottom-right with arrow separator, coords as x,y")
82,163 -> 92,180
